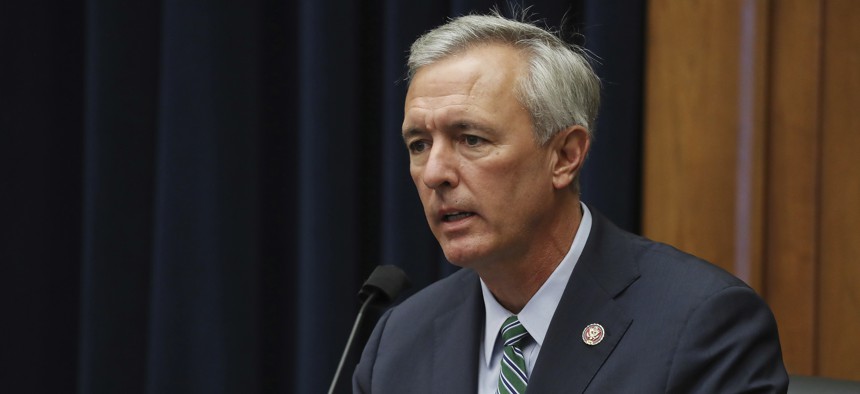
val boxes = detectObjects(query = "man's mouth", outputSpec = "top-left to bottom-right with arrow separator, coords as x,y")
442,212 -> 475,222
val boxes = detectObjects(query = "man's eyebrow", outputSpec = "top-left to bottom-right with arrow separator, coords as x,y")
450,121 -> 493,133
401,120 -> 494,142
401,128 -> 425,141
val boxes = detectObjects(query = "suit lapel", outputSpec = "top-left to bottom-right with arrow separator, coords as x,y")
431,271 -> 483,394
528,208 -> 641,393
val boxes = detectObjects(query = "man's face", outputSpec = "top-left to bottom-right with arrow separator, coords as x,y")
402,44 -> 561,270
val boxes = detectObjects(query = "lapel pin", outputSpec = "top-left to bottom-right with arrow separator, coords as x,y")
582,323 -> 605,346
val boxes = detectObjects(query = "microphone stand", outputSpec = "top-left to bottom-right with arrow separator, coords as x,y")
327,291 -> 378,394
327,265 -> 409,394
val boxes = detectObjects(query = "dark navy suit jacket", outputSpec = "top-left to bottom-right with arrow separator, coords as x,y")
354,208 -> 788,393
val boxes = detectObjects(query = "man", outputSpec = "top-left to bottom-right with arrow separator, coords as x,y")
354,12 -> 788,393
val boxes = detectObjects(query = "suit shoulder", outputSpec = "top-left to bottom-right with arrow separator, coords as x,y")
586,209 -> 746,295
641,238 -> 746,288
610,232 -> 757,313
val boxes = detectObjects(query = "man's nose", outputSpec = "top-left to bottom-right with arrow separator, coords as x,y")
422,143 -> 459,190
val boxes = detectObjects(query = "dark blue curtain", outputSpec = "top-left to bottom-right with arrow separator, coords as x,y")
0,1 -> 643,393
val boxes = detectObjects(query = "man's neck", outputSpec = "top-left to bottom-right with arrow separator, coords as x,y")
477,199 -> 583,313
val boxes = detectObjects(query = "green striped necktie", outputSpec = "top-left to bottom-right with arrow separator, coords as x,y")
497,315 -> 530,394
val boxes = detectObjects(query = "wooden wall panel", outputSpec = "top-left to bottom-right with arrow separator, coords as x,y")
818,0 -> 860,380
645,0 -> 860,379
764,0 -> 822,376
642,0 -> 738,267
643,0 -> 767,286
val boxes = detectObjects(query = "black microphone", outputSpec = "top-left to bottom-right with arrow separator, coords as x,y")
328,265 -> 410,394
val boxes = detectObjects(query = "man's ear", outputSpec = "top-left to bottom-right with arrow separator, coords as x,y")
550,125 -> 590,190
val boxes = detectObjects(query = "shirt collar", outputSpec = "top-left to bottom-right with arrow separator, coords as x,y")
480,202 -> 593,366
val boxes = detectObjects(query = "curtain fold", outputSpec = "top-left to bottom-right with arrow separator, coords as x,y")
79,2 -> 160,393
1,1 -> 643,393
579,0 -> 645,232
147,2 -> 264,393
1,2 -> 85,393
295,0 -> 361,391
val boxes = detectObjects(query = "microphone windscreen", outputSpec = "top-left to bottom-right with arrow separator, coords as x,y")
358,265 -> 411,304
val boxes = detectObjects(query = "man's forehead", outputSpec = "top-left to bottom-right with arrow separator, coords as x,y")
407,44 -> 525,96
406,52 -> 523,111
407,63 -> 489,101
401,101 -> 480,133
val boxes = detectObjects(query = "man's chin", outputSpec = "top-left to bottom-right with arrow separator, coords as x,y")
440,246 -> 489,269
441,248 -> 467,267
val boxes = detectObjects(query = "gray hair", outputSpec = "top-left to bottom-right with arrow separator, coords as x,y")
407,13 -> 601,146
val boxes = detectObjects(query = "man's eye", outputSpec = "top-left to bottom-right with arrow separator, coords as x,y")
464,135 -> 483,146
409,140 -> 429,153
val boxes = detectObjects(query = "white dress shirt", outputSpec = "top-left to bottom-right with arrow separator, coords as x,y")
477,203 -> 592,394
